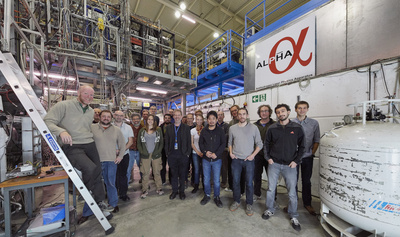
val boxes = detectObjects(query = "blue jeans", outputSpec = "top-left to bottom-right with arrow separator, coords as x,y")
192,153 -> 201,185
202,159 -> 222,197
232,159 -> 254,205
266,162 -> 299,218
127,150 -> 141,184
82,161 -> 118,217
102,162 -> 118,207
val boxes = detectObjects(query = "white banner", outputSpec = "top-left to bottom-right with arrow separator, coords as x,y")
254,15 -> 315,89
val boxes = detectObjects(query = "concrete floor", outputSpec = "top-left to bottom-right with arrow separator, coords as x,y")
71,168 -> 327,237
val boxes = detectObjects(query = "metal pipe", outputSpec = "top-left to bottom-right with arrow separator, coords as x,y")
50,47 -> 99,58
44,50 -> 101,62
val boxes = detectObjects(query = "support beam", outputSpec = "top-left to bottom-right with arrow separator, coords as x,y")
181,93 -> 186,114
133,0 -> 141,14
220,1 -> 254,28
155,5 -> 165,22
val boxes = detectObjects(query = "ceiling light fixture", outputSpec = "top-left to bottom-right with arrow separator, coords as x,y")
127,96 -> 152,102
44,87 -> 77,93
175,10 -> 181,18
213,32 -> 220,38
182,15 -> 196,24
136,86 -> 168,94
179,1 -> 186,10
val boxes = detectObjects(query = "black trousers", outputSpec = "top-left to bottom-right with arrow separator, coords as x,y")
254,153 -> 269,197
160,149 -> 171,184
62,142 -> 105,203
168,151 -> 189,193
116,153 -> 129,197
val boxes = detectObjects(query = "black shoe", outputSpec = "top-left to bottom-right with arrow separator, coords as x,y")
191,184 -> 199,194
169,192 -> 178,200
214,196 -> 223,208
200,195 -> 211,205
77,216 -> 90,225
179,192 -> 186,200
120,195 -> 130,201
112,206 -> 119,213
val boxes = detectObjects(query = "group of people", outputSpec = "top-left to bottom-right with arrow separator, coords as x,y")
44,85 -> 320,232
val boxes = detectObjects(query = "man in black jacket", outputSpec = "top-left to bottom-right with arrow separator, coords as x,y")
262,104 -> 305,232
165,110 -> 191,200
199,111 -> 226,207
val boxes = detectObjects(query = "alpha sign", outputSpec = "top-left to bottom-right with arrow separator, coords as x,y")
254,15 -> 315,89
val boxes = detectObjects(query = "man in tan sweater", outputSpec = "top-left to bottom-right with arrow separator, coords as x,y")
44,86 -> 114,225
91,110 -> 126,213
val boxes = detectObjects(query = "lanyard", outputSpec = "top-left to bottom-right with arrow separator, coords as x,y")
174,124 -> 181,143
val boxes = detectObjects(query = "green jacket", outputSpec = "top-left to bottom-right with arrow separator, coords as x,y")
254,119 -> 275,156
137,127 -> 163,159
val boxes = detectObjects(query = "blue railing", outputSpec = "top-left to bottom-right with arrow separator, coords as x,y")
244,0 -> 292,39
176,29 -> 244,81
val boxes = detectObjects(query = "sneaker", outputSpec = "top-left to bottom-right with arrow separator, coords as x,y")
141,190 -> 148,199
291,218 -> 301,231
156,189 -> 164,196
200,195 -> 211,205
214,196 -> 223,208
261,210 -> 274,220
224,188 -> 232,192
97,201 -> 114,212
246,204 -> 254,216
253,195 -> 261,202
229,202 -> 240,211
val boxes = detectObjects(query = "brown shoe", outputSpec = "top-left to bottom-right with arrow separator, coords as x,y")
304,205 -> 316,216
283,206 -> 288,213
77,216 -> 90,225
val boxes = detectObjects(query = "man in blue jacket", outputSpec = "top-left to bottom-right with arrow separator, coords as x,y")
262,104 -> 305,232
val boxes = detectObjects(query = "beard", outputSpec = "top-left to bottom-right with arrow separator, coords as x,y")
278,115 -> 288,121
101,121 -> 111,126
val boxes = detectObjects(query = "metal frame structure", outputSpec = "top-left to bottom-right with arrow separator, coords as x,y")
0,52 -> 114,235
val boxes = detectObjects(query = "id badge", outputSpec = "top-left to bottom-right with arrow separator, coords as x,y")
174,142 -> 178,150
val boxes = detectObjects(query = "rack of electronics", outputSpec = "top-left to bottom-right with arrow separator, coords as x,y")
130,18 -> 176,72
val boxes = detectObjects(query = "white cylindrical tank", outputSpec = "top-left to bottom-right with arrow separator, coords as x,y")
320,122 -> 400,236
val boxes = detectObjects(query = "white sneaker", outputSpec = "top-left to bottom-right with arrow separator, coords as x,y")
291,218 -> 301,231
224,188 -> 232,192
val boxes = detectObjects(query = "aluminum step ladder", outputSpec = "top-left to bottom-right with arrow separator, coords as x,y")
0,52 -> 115,235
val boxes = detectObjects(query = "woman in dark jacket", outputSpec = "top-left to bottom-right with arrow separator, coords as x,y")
137,115 -> 164,198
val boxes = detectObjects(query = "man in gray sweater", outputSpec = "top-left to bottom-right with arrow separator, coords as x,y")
228,107 -> 263,216
44,86 -> 114,225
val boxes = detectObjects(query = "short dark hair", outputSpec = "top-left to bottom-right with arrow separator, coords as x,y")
100,110 -> 113,118
257,104 -> 273,117
164,113 -> 172,119
295,101 -> 309,109
207,110 -> 218,119
274,104 -> 291,113
238,107 -> 248,114
131,113 -> 141,120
